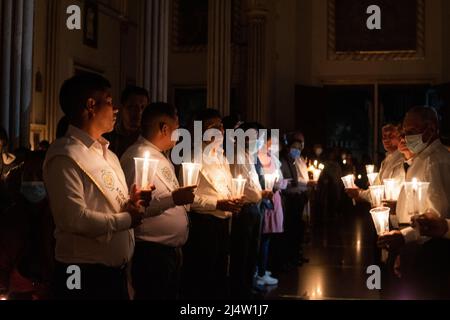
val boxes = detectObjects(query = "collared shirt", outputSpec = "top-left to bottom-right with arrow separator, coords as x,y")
43,125 -> 134,267
191,149 -> 234,219
395,140 -> 450,243
120,136 -> 188,247
360,150 -> 406,202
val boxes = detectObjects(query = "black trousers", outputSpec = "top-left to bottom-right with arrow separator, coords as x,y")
53,262 -> 129,300
281,192 -> 307,264
229,204 -> 262,299
181,213 -> 230,300
131,241 -> 179,300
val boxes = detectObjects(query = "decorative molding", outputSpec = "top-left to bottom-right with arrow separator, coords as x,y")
327,0 -> 425,61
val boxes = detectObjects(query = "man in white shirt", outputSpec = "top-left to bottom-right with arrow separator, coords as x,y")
378,106 -> 450,299
346,124 -> 405,203
44,74 -> 145,300
181,109 -> 244,300
120,103 -> 195,300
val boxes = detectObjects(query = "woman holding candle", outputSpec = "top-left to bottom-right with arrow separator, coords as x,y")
120,103 -> 196,300
228,123 -> 278,297
181,109 -> 244,300
256,128 -> 286,287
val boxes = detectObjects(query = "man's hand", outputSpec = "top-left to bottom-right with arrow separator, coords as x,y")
125,202 -> 144,229
172,186 -> 197,206
130,184 -> 155,207
262,190 -> 274,201
217,199 -> 244,215
413,211 -> 449,238
345,188 -> 360,200
377,230 -> 405,252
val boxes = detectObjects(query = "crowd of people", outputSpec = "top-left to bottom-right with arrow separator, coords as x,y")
1,72 -> 449,300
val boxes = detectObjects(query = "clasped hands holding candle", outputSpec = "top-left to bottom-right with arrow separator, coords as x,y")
377,211 -> 449,251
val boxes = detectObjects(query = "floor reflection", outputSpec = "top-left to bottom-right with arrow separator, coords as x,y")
268,205 -> 381,300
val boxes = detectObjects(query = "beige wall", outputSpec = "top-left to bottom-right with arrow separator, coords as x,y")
272,0 -> 446,131
31,0 -> 140,141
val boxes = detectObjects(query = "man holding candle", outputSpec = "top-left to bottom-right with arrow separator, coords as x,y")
44,74 -> 145,300
181,109 -> 244,300
345,124 -> 405,203
120,103 -> 196,300
378,106 -> 450,299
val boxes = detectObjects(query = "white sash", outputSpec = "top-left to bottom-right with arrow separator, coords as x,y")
155,154 -> 180,192
45,137 -> 129,213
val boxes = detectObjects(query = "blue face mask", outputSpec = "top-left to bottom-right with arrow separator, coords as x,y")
20,182 -> 47,204
290,148 -> 301,159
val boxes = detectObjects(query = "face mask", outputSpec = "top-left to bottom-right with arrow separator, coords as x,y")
256,138 -> 265,151
405,134 -> 428,154
290,148 -> 301,159
20,181 -> 47,204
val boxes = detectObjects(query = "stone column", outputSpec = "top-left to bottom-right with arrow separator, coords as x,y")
206,0 -> 232,116
246,1 -> 268,125
0,0 -> 13,134
143,0 -> 169,102
0,0 -> 34,148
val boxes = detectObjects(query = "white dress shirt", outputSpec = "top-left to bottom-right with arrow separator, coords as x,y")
43,125 -> 134,267
395,140 -> 450,242
360,150 -> 405,202
190,149 -> 234,219
120,137 -> 189,247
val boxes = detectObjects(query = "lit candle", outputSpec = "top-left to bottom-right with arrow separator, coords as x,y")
264,173 -> 277,191
343,159 -> 347,165
384,179 -> 401,201
232,175 -> 247,198
141,152 -> 150,190
366,165 -> 375,175
370,207 -> 390,236
134,152 -> 159,191
314,160 -> 318,168
369,185 -> 385,208
341,174 -> 356,189
313,169 -> 322,182
367,173 -> 378,186
182,162 -> 202,187
318,163 -> 325,171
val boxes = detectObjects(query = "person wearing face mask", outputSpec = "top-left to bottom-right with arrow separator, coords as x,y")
104,86 -> 150,159
120,103 -> 196,300
0,151 -> 55,300
181,109 -> 244,300
377,106 -> 450,299
279,133 -> 309,270
228,123 -> 277,297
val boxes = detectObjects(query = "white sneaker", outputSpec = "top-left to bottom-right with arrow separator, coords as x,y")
265,271 -> 272,277
255,277 -> 266,287
262,274 -> 278,286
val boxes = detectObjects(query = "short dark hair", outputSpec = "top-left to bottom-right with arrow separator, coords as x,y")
141,103 -> 178,138
59,74 -> 111,120
195,108 -> 222,123
120,85 -> 150,105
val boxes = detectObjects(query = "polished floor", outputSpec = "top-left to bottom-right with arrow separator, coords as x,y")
267,204 -> 382,300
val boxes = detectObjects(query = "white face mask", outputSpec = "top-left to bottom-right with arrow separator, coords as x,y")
405,134 -> 428,154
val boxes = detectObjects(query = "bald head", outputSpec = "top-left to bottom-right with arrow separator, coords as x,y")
403,106 -> 439,132
402,106 -> 439,150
